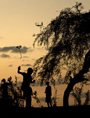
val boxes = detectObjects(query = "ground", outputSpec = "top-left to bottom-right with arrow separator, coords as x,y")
0,105 -> 90,118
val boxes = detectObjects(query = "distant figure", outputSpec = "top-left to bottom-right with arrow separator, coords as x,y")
18,66 -> 35,107
45,82 -> 52,107
1,79 -> 8,105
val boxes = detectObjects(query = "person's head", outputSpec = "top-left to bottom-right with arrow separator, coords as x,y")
46,82 -> 49,86
1,78 -> 6,84
27,68 -> 33,74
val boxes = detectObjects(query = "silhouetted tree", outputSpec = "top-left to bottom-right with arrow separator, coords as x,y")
33,3 -> 90,106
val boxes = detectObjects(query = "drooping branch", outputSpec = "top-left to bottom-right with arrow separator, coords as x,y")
33,3 -> 90,82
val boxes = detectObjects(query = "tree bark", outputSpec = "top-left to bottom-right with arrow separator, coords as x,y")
63,80 -> 75,106
63,50 -> 90,106
63,69 -> 88,106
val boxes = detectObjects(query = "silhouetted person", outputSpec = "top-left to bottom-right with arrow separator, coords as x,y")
1,79 -> 8,105
45,82 -> 52,107
18,66 -> 35,108
26,86 -> 33,108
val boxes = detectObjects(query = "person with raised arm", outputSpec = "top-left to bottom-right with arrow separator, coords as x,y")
18,66 -> 35,108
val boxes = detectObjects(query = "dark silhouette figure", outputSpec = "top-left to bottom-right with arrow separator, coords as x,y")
18,66 -> 35,108
45,82 -> 52,107
1,79 -> 8,105
26,86 -> 32,108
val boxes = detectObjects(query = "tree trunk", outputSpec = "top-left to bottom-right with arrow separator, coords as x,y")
63,69 -> 87,106
63,50 -> 90,106
63,80 -> 75,106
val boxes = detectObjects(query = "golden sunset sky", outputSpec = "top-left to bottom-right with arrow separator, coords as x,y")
0,0 -> 90,82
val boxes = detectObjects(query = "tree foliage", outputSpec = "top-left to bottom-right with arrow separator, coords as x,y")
33,3 -> 90,83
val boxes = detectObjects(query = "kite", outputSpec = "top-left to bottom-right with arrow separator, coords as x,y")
35,22 -> 43,27
32,22 -> 44,37
16,45 -> 22,59
35,22 -> 43,31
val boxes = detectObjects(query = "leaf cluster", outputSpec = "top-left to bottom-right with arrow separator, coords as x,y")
33,3 -> 90,82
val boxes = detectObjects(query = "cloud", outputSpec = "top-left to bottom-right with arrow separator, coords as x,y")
21,64 -> 32,66
23,56 -> 29,58
32,58 -> 36,61
0,54 -> 10,58
8,64 -> 13,67
0,46 -> 33,54
12,46 -> 29,53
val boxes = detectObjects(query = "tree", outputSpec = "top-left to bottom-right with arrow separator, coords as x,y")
33,3 -> 90,106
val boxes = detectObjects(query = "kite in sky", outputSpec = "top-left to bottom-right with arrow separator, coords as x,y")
16,45 -> 22,59
32,22 -> 43,37
35,22 -> 43,27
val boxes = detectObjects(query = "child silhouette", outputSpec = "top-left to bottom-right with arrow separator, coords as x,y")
45,82 -> 52,107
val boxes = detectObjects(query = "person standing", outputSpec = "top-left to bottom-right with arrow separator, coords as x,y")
45,82 -> 52,107
1,79 -> 8,105
18,66 -> 35,108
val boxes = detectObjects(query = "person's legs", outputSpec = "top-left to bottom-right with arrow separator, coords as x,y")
26,96 -> 31,108
50,101 -> 52,107
47,102 -> 49,107
26,87 -> 32,108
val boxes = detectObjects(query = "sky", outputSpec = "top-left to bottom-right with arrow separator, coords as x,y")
0,0 -> 90,82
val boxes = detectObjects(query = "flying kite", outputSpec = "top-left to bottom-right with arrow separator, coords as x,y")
16,45 -> 22,59
33,22 -> 43,37
35,22 -> 43,27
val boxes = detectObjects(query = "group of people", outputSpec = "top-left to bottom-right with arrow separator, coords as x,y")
1,66 -> 52,108
18,66 -> 52,108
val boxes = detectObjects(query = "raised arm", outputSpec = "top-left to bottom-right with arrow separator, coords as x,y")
18,66 -> 24,75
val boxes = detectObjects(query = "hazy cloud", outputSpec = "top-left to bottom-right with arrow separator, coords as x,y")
32,58 -> 36,61
0,46 -> 33,53
21,64 -> 32,66
12,46 -> 28,53
0,47 -> 14,52
8,64 -> 13,67
0,54 -> 10,58
23,56 -> 29,58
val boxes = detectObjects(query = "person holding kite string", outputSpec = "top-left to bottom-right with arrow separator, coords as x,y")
18,66 -> 35,107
